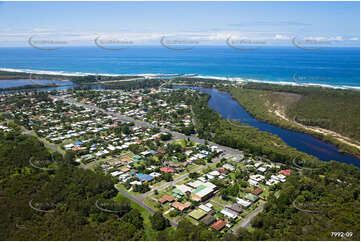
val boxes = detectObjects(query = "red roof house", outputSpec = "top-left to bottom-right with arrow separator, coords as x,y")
279,169 -> 292,176
211,220 -> 227,231
160,167 -> 175,173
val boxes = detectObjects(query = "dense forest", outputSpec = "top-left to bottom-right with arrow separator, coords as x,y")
220,83 -> 360,157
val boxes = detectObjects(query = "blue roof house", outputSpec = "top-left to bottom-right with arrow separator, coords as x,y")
136,173 -> 154,182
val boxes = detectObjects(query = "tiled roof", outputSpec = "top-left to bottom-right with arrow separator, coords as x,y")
211,220 -> 227,231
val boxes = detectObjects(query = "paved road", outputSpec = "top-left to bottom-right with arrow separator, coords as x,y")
54,95 -> 244,157
21,128 -> 64,155
115,186 -> 178,227
232,204 -> 264,234
54,95 -> 245,228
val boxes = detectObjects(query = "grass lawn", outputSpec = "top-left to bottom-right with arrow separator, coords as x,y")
173,169 -> 189,179
176,177 -> 190,185
188,164 -> 203,173
144,197 -> 163,212
151,180 -> 167,189
212,195 -> 233,206
163,208 -> 183,221
173,139 -> 187,147
208,201 -> 224,212
115,183 -> 145,196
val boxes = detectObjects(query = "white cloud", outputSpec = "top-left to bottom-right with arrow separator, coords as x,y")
349,37 -> 359,41
329,36 -> 343,41
0,29 -> 357,46
273,34 -> 290,40
304,36 -> 327,41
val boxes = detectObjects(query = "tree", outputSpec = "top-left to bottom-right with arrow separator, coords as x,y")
162,173 -> 173,182
121,209 -> 144,229
160,133 -> 172,141
189,172 -> 199,179
150,212 -> 170,231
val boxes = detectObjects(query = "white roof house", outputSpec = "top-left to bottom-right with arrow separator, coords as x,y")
187,180 -> 205,189
209,170 -> 220,176
254,162 -> 263,168
110,171 -> 123,177
250,174 -> 265,182
257,167 -> 267,173
223,164 -> 235,171
236,198 -> 252,208
149,172 -> 161,178
199,204 -> 212,213
205,203 -> 213,208
221,208 -> 238,219
176,184 -> 193,193
248,179 -> 259,186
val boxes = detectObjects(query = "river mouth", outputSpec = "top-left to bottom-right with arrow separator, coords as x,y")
174,85 -> 360,167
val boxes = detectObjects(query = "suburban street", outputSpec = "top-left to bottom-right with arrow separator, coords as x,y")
232,204 -> 265,233
53,95 -> 249,232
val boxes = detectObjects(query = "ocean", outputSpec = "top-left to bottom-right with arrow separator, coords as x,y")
0,46 -> 359,88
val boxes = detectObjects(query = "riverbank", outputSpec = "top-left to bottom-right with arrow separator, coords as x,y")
221,84 -> 360,158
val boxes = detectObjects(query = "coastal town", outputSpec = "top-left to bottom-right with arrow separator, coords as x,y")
0,86 -> 292,234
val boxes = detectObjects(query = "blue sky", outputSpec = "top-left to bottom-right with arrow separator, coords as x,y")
0,1 -> 359,47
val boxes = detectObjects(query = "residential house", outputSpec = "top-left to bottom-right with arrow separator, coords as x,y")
158,194 -> 175,204
160,167 -> 175,173
136,173 -> 154,182
245,193 -> 259,203
221,208 -> 238,219
172,201 -> 191,211
189,209 -> 207,221
190,182 -> 217,202
223,164 -> 235,171
201,214 -> 216,226
211,220 -> 227,231
226,203 -> 243,214
236,198 -> 252,208
252,188 -> 263,196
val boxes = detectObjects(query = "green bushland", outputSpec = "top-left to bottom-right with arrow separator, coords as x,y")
101,79 -> 162,90
220,83 -> 360,157
249,161 -> 360,240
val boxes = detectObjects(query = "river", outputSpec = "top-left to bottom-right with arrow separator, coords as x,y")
0,79 -> 74,92
175,86 -> 359,167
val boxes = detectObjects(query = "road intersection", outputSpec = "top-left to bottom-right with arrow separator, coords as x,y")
53,94 -> 255,232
